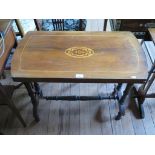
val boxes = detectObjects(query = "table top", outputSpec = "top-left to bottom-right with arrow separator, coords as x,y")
11,31 -> 148,83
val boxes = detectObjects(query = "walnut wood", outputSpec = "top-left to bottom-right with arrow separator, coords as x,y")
11,31 -> 148,83
0,19 -> 16,75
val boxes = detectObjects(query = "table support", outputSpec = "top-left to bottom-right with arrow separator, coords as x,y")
133,85 -> 146,119
42,95 -> 116,100
34,82 -> 43,97
24,82 -> 40,122
23,82 -> 133,122
137,96 -> 145,119
115,83 -> 133,120
112,83 -> 122,97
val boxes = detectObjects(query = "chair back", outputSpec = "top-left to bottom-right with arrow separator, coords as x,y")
52,19 -> 64,31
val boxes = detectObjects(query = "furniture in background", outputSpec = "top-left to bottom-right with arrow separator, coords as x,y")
11,31 -> 148,122
51,19 -> 64,30
34,19 -> 87,31
0,19 -> 17,77
109,19 -> 155,40
109,19 -> 155,64
0,20 -> 26,127
133,28 -> 155,118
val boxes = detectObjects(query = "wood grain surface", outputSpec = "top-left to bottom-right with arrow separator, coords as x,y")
11,31 -> 148,83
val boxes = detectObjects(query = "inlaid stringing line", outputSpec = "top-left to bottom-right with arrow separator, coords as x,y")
18,34 -> 140,75
65,47 -> 94,58
19,35 -> 33,71
128,37 -> 140,73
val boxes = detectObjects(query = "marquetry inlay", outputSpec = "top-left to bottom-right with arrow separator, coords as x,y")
65,47 -> 94,58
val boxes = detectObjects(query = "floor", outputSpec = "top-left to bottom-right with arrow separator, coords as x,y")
1,75 -> 155,135
1,20 -> 155,135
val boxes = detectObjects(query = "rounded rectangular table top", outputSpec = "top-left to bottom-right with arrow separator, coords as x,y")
11,31 -> 148,83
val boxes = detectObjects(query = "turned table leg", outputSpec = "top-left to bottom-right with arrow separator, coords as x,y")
34,82 -> 43,97
115,83 -> 133,120
24,82 -> 40,122
133,85 -> 145,119
112,83 -> 123,97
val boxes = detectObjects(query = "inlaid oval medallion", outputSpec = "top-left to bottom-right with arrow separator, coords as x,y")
65,47 -> 94,58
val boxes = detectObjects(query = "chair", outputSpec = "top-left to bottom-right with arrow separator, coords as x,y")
52,19 -> 64,30
34,19 -> 87,31
132,29 -> 155,119
0,83 -> 26,127
0,20 -> 26,127
132,61 -> 155,119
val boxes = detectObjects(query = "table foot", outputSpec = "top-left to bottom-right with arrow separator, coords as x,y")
137,87 -> 145,119
115,104 -> 125,120
133,85 -> 145,119
115,112 -> 125,120
115,83 -> 133,121
139,103 -> 145,119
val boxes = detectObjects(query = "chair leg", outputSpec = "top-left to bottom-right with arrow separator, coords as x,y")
115,83 -> 133,120
7,100 -> 26,127
14,82 -> 24,89
132,85 -> 145,119
0,84 -> 26,127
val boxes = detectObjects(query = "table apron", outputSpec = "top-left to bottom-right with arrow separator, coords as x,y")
12,78 -> 146,84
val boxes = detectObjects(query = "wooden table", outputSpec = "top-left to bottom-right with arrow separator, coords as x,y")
0,19 -> 17,77
11,31 -> 148,121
